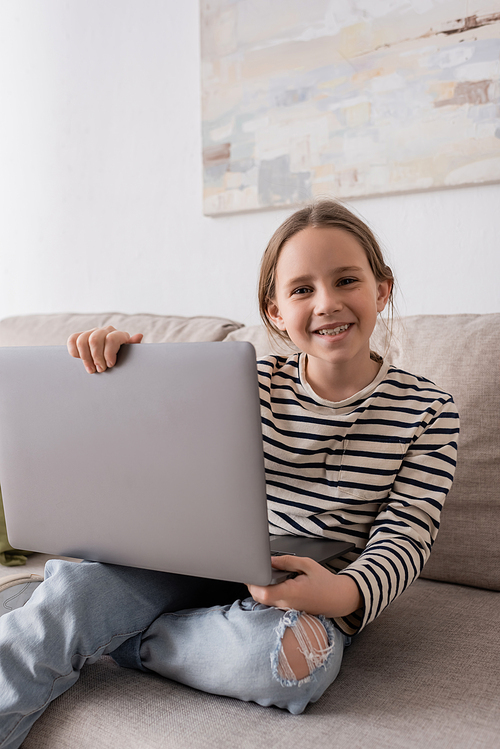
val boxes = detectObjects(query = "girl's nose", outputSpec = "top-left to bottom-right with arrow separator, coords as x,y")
314,288 -> 342,315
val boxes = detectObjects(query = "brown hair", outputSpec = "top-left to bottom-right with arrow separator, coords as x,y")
258,199 -> 395,360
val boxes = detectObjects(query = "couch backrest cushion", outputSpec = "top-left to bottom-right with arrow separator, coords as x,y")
223,325 -> 298,357
0,312 -> 245,569
0,313 -> 243,346
231,314 -> 500,592
371,313 -> 500,591
1,311 -> 498,591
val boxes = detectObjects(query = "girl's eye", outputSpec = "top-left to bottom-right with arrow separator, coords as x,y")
291,286 -> 311,295
338,278 -> 358,287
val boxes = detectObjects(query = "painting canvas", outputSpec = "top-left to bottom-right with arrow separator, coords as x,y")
200,0 -> 500,215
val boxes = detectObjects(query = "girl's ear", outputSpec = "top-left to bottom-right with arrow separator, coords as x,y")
376,280 -> 393,313
266,300 -> 287,332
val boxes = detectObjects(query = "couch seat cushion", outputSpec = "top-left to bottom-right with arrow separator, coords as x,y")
22,578 -> 500,749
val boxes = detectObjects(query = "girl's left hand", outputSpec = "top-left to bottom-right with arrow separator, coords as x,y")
247,555 -> 362,619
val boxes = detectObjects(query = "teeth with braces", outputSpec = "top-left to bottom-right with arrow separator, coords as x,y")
317,324 -> 350,336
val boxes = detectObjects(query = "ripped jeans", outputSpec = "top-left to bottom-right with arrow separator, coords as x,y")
112,598 -> 347,712
0,560 -> 348,749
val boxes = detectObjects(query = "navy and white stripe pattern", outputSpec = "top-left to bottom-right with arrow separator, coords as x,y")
258,353 -> 459,636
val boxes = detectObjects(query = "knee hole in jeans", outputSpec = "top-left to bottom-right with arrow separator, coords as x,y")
277,613 -> 332,681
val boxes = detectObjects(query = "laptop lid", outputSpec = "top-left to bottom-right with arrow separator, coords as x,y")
0,342 -> 353,585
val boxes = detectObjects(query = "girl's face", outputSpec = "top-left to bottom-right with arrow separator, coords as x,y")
267,226 -> 392,391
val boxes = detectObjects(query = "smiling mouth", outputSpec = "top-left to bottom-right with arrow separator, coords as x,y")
315,324 -> 351,336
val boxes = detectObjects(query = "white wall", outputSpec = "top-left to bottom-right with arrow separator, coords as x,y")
0,0 -> 498,327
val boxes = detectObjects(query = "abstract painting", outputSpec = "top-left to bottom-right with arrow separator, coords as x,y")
200,0 -> 500,215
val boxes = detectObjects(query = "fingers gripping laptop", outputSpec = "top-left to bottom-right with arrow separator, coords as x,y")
0,342 -> 353,586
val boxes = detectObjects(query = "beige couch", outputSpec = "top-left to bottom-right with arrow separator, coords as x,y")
0,311 -> 498,749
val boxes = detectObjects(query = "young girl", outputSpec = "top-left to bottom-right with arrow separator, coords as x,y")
0,200 -> 459,748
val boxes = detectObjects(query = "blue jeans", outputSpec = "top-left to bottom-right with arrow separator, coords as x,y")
0,560 -> 347,749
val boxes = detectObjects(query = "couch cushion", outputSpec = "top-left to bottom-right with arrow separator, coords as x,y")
0,486 -> 32,566
21,579 -> 500,749
371,313 -> 500,591
0,313 -> 243,347
223,324 -> 298,358
230,314 -> 500,592
0,312 -> 244,569
2,311 -> 498,590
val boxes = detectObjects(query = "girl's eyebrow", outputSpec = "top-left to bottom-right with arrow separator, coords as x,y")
333,265 -> 364,275
285,266 -> 364,288
285,274 -> 313,288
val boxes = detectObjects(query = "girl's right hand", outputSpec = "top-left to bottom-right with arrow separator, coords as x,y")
67,326 -> 144,374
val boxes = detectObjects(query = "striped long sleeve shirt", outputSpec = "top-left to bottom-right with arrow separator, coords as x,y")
258,353 -> 459,636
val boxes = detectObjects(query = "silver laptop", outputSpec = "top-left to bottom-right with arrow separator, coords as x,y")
0,342 -> 353,586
